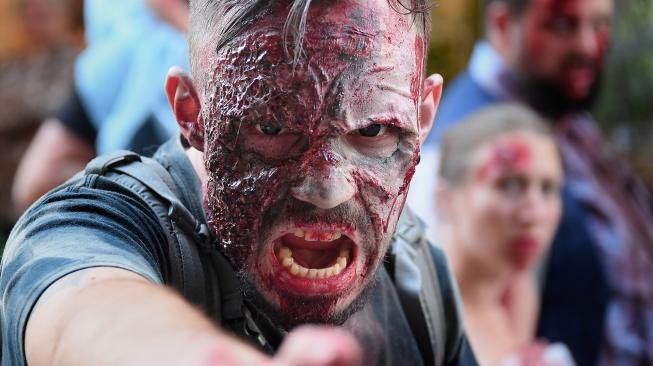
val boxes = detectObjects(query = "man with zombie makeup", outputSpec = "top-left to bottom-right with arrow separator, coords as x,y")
0,1 -> 478,365
407,0 -> 653,364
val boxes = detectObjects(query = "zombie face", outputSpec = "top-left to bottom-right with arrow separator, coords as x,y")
509,0 -> 613,115
445,132 -> 562,275
191,1 -> 430,328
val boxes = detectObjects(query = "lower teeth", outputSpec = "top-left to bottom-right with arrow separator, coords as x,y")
278,246 -> 348,279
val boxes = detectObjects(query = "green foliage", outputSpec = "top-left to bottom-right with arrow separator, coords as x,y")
426,1 -> 481,82
594,0 -> 653,154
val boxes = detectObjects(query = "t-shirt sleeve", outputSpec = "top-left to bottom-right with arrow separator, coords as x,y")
56,87 -> 97,144
0,174 -> 170,365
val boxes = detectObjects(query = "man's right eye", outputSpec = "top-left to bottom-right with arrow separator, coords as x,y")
255,124 -> 284,136
356,124 -> 386,137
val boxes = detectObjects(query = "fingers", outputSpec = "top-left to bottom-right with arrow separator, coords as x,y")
272,326 -> 362,366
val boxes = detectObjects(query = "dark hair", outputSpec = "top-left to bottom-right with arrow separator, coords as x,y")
439,103 -> 554,184
483,0 -> 531,15
189,0 -> 432,74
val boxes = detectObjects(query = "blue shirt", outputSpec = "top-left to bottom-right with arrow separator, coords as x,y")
75,0 -> 190,154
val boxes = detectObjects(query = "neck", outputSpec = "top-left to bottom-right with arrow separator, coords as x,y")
186,147 -> 207,191
442,238 -> 531,308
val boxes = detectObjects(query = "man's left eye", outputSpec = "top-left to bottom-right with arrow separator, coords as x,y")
255,124 -> 284,136
357,124 -> 386,137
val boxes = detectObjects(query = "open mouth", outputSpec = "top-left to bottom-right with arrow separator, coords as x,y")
274,228 -> 354,280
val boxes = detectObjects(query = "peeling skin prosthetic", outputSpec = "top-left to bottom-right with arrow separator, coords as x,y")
200,1 -> 425,328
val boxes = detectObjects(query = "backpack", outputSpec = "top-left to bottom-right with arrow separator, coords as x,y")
84,150 -> 471,366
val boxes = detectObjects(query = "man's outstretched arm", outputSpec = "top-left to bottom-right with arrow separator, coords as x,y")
25,267 -> 361,366
25,267 -> 266,366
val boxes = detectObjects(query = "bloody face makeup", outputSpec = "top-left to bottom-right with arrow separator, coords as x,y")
448,132 -> 562,276
475,138 -> 532,183
199,1 -> 424,328
513,0 -> 613,115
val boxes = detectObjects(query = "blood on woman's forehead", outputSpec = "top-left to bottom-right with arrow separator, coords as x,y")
475,138 -> 533,182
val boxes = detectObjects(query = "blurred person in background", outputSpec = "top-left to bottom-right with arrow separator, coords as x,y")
12,0 -> 190,213
437,104 -> 572,366
0,0 -> 81,245
408,0 -> 653,364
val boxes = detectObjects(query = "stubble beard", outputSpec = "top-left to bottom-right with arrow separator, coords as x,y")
521,73 -> 602,120
205,166 -> 390,329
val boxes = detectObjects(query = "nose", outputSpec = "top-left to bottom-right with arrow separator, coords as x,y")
291,168 -> 356,209
514,187 -> 548,226
573,24 -> 599,58
291,148 -> 356,209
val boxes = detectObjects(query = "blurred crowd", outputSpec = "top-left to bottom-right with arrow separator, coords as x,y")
1,0 -> 652,365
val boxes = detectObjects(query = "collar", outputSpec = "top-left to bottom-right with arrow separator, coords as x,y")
468,40 -> 523,102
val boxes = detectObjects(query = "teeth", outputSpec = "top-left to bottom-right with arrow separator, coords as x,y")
337,257 -> 347,268
291,229 -> 344,242
277,245 -> 350,280
297,266 -> 309,277
279,247 -> 292,259
305,232 -> 318,242
282,257 -> 294,268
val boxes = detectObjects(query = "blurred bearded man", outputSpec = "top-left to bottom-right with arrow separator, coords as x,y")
408,0 -> 653,364
0,1 -> 478,366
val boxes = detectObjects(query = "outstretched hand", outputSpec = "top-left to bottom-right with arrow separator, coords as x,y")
271,326 -> 362,366
204,326 -> 362,366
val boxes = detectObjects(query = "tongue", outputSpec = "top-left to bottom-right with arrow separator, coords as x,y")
291,246 -> 340,269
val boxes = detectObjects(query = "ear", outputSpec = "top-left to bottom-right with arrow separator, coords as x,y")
485,2 -> 515,53
418,74 -> 443,144
165,66 -> 204,151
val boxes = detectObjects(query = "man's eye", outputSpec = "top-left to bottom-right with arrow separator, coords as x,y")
357,124 -> 386,137
550,17 -> 576,34
255,124 -> 284,136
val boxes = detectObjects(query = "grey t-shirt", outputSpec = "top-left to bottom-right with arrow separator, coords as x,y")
0,136 -> 462,365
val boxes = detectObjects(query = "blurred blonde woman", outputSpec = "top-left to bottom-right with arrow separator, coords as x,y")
436,104 -> 573,366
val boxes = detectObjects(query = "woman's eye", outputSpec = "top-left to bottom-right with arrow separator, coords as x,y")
498,176 -> 527,195
357,124 -> 386,137
542,180 -> 561,197
255,124 -> 283,136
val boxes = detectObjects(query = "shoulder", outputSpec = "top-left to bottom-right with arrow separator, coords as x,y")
1,172 -> 169,364
4,172 -> 169,280
426,71 -> 497,147
393,208 -> 468,364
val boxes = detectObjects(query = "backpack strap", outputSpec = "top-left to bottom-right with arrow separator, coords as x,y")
83,150 -> 276,351
84,150 -> 211,307
388,208 -> 464,366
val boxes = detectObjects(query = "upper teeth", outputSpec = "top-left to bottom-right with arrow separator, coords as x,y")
277,246 -> 349,279
293,229 -> 343,242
